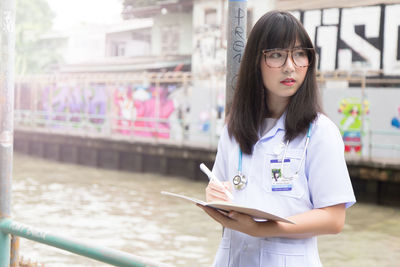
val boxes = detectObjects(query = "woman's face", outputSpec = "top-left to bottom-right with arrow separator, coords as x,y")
260,41 -> 309,104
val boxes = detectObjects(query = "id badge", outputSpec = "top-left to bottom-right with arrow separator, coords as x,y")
270,159 -> 293,191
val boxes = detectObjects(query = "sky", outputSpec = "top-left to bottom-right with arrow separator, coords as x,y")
47,0 -> 124,31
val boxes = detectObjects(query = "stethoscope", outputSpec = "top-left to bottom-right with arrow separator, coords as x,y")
233,123 -> 313,190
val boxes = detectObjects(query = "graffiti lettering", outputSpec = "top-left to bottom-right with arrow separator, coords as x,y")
232,9 -> 246,65
233,39 -> 244,52
234,26 -> 245,41
235,8 -> 245,26
294,4 -> 400,76
233,53 -> 241,63
193,25 -> 225,75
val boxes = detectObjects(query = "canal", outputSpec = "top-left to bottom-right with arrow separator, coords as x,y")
12,153 -> 400,266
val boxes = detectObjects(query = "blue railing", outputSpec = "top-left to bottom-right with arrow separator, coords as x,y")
0,218 -> 170,266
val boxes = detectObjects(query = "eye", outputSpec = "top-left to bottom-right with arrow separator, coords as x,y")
293,49 -> 307,58
267,51 -> 284,59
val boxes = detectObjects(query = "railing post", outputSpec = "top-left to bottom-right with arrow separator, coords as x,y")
10,235 -> 19,267
368,129 -> 372,160
0,0 -> 15,265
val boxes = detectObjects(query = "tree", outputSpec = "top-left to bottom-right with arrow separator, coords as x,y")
15,0 -> 63,74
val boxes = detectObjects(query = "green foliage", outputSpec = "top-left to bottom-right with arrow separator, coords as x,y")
15,0 -> 63,74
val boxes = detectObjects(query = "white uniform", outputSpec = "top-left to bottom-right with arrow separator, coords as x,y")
212,113 -> 356,267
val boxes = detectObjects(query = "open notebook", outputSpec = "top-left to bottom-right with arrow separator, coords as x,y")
161,191 -> 295,224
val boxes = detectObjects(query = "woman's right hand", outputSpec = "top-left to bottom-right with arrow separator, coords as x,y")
206,180 -> 233,202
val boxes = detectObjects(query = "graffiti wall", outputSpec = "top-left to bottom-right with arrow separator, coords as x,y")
18,81 -> 184,139
113,85 -> 176,138
392,106 -> 400,129
291,4 -> 400,76
322,88 -> 400,158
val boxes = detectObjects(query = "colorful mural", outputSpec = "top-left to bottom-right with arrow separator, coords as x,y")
392,106 -> 400,129
114,85 -> 175,138
35,82 -> 178,139
338,97 -> 370,154
40,84 -> 107,127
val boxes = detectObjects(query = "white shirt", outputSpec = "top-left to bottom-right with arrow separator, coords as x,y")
211,113 -> 356,267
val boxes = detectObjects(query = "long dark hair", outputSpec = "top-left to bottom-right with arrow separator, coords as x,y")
227,10 -> 321,155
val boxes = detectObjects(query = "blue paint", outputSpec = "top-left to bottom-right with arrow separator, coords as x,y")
0,221 -> 10,267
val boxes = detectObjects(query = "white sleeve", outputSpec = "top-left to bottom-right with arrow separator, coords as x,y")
305,115 -> 356,209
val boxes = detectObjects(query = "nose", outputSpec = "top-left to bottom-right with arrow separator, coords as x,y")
282,52 -> 295,73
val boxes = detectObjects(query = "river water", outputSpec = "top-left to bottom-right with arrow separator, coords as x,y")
11,153 -> 400,266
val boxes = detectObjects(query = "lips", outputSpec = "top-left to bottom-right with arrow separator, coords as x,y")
280,78 -> 296,86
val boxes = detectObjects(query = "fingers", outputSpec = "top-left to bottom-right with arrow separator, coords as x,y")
206,185 -> 229,202
197,204 -> 260,236
224,181 -> 233,192
206,180 -> 233,202
197,204 -> 231,225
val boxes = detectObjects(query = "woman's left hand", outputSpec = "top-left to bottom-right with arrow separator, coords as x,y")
197,204 -> 268,237
197,203 -> 347,239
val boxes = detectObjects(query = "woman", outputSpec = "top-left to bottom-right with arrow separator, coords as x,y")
198,10 -> 356,267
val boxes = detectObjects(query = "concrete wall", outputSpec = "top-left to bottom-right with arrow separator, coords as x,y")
152,12 -> 193,56
65,30 -> 106,64
105,30 -> 152,57
14,130 -> 215,181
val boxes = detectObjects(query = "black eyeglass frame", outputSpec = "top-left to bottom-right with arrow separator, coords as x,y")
261,48 -> 315,68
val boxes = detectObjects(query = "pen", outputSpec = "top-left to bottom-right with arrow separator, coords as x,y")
199,163 -> 234,201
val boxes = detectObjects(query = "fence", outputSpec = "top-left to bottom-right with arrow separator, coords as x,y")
13,70 -> 400,158
0,219 -> 169,267
14,72 -> 224,148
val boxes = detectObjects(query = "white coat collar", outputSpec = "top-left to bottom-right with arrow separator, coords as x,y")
259,111 -> 286,140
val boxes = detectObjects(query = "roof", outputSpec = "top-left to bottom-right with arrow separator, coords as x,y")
59,55 -> 191,73
122,0 -> 193,19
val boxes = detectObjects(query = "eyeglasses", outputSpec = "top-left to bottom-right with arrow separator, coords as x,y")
262,48 -> 314,68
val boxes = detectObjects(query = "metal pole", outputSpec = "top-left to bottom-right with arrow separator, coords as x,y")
225,0 -> 247,115
0,0 -> 15,264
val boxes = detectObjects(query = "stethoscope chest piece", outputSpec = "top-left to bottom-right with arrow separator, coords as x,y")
233,172 -> 247,190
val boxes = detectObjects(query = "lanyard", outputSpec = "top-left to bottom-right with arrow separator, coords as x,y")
238,148 -> 242,173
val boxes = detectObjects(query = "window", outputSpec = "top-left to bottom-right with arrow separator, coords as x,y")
111,42 -> 126,57
205,8 -> 217,25
161,25 -> 179,54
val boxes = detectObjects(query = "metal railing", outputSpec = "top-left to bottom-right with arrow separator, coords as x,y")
14,109 -> 400,160
14,109 -> 222,149
367,129 -> 400,160
0,219 -> 169,267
